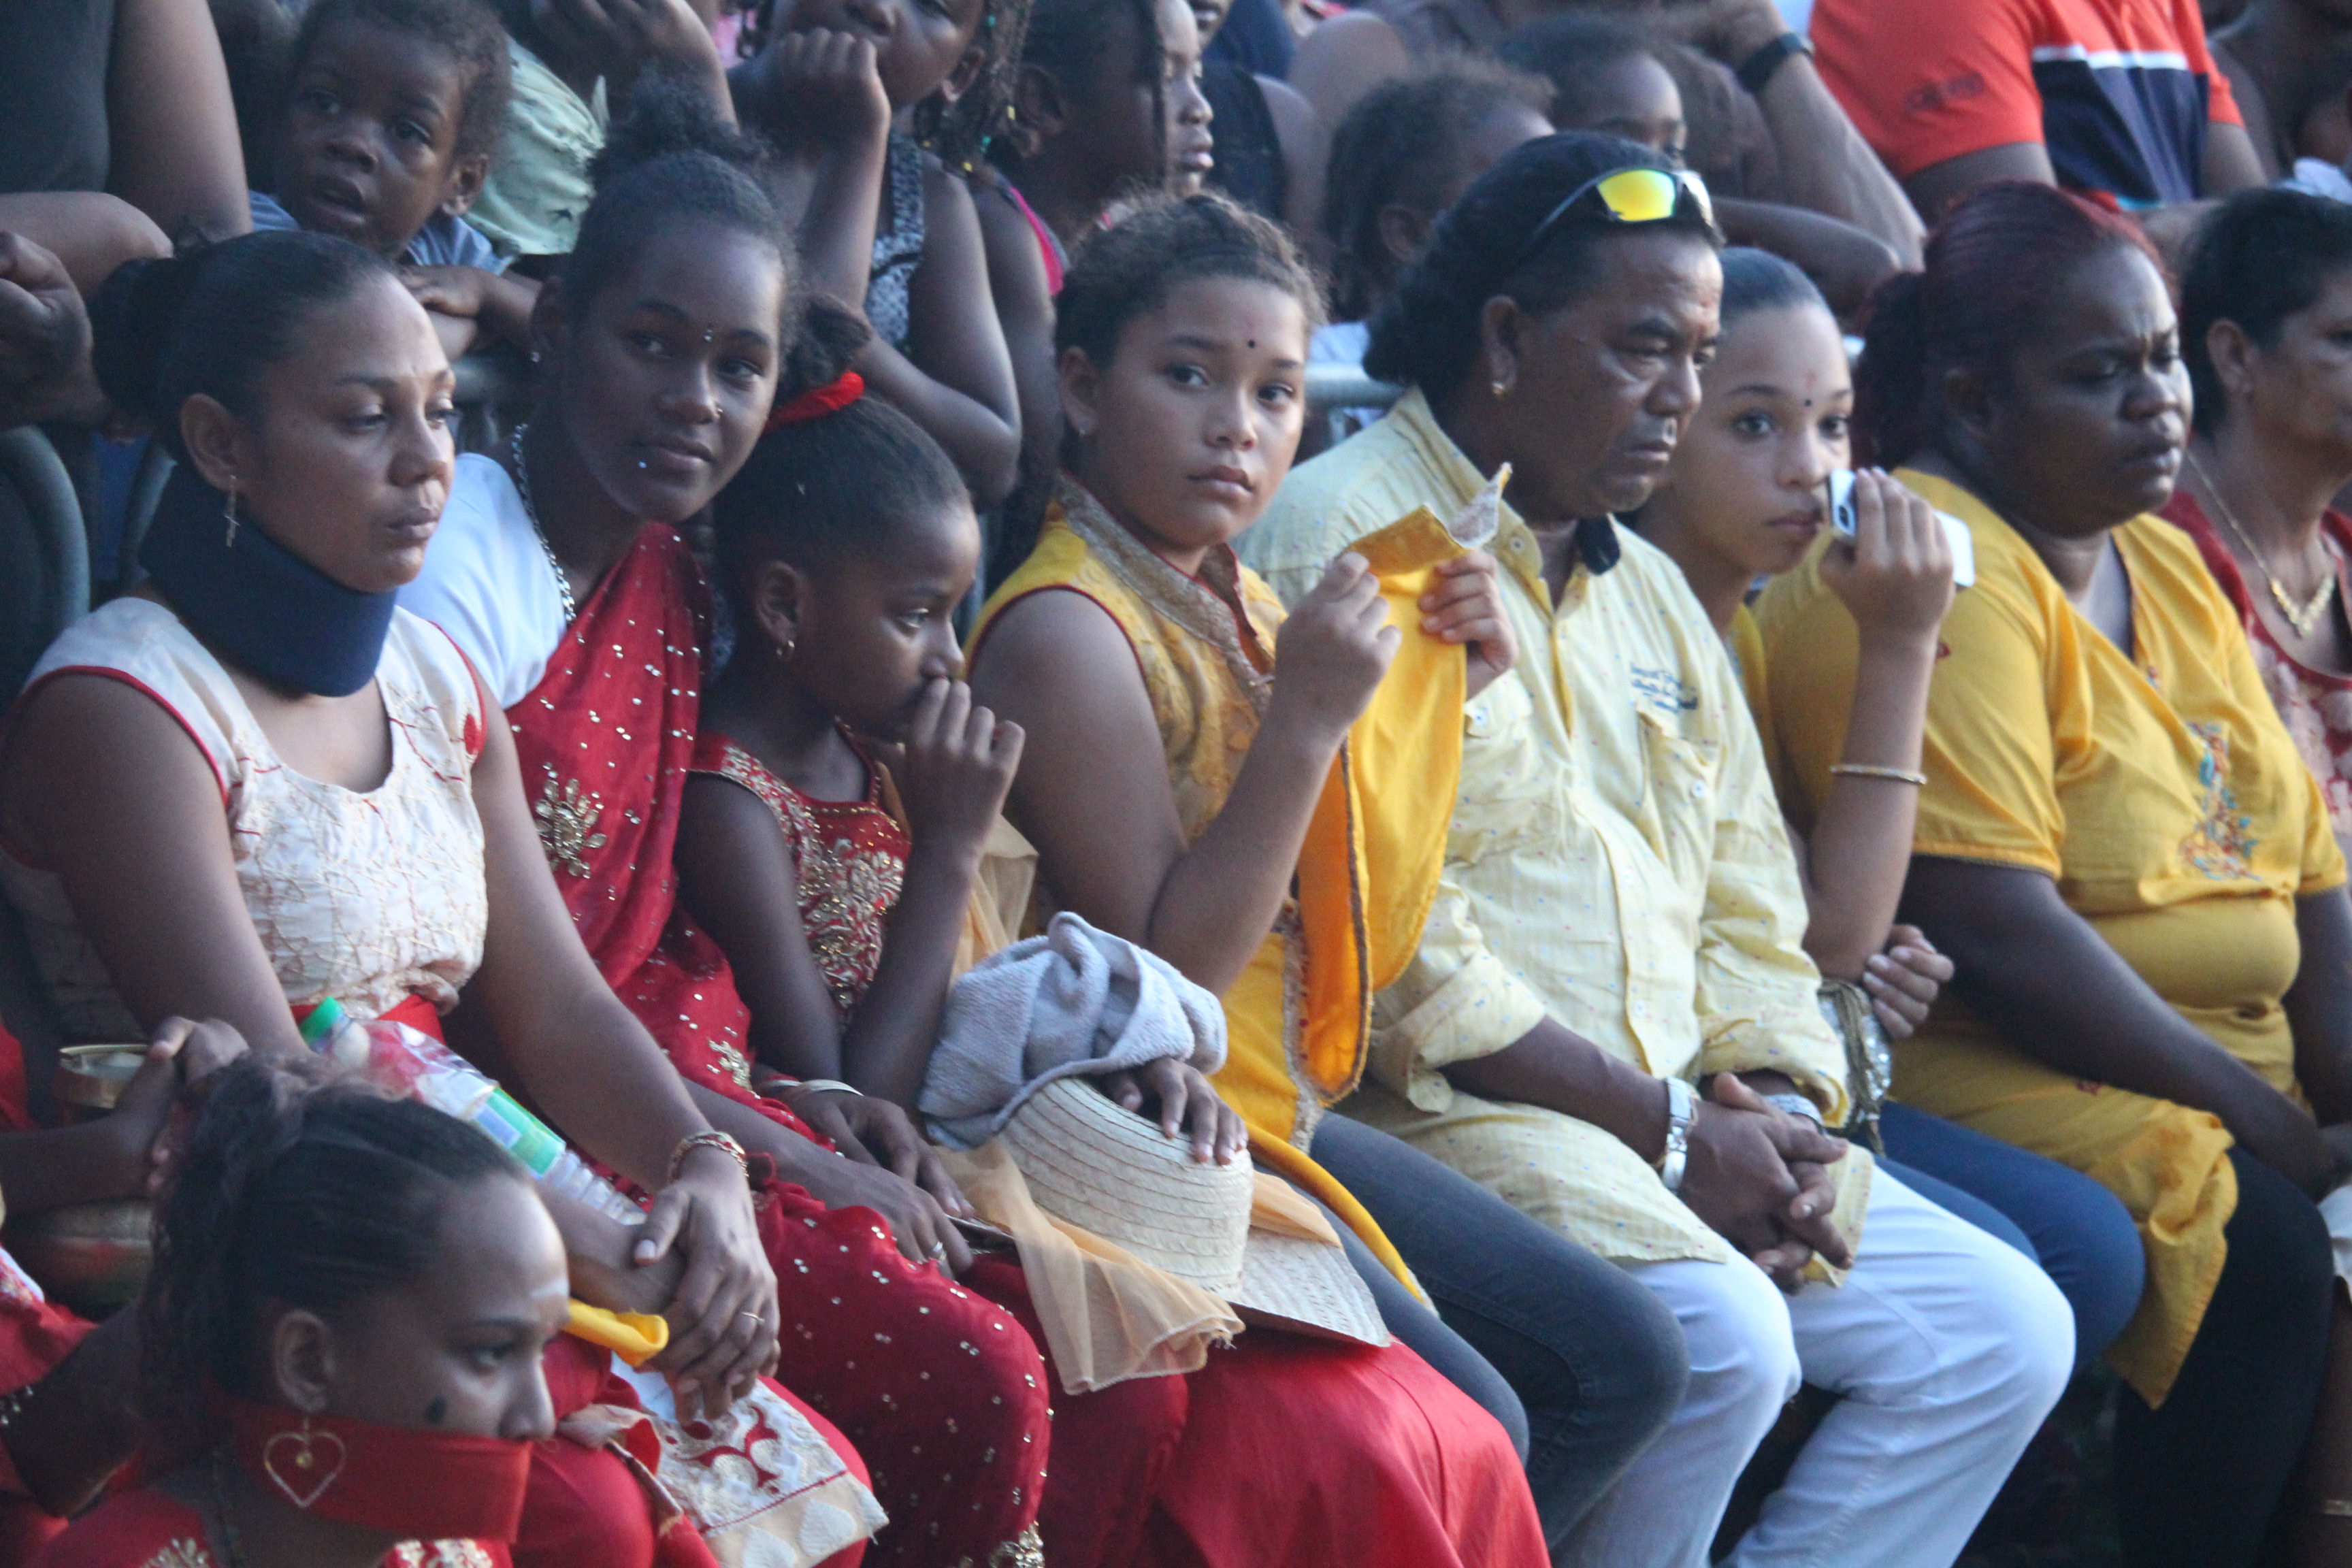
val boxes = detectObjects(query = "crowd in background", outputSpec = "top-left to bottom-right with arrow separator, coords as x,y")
6,0 -> 2352,1564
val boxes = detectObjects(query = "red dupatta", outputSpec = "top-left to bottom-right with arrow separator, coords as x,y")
504,525 -> 767,1106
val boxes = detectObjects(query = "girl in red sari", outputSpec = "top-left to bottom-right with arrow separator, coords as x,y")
34,1058 -> 572,1568
400,94 -> 1051,1567
672,369 -> 1550,1568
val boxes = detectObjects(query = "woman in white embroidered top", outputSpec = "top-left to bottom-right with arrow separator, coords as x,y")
0,232 -> 793,1540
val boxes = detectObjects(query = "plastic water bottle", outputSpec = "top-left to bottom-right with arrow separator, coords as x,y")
300,998 -> 644,1226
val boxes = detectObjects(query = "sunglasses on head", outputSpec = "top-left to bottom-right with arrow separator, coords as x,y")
1512,167 -> 1715,271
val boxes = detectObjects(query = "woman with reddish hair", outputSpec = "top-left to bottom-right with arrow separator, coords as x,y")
1754,180 -> 2351,1568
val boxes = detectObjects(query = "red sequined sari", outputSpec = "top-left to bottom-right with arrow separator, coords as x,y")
503,525 -> 1049,1568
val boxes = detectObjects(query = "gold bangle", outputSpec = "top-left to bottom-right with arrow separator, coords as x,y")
1829,764 -> 1927,786
667,1129 -> 749,1186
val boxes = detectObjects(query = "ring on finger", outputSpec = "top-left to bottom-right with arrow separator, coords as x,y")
927,1241 -> 948,1263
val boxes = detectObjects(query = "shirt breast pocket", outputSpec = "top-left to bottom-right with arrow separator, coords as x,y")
1457,672 -> 1556,858
1637,705 -> 1723,885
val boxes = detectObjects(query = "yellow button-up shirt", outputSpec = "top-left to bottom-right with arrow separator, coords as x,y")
1241,389 -> 1855,1262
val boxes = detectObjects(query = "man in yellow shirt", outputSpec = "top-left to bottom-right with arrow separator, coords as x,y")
1242,133 -> 2070,1568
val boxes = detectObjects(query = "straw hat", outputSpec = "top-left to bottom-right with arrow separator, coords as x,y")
998,1077 -> 1390,1347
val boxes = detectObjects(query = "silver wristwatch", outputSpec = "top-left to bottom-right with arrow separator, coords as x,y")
1763,1091 -> 1824,1129
1658,1077 -> 1695,1192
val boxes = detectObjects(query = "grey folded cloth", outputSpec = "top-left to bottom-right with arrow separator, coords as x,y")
920,913 -> 1228,1149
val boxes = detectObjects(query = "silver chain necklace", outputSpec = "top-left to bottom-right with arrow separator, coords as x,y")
509,424 -> 578,623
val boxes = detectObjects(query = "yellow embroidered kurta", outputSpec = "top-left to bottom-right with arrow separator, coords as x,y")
1243,389 -> 1863,1268
1752,468 -> 2349,1404
971,485 -> 1471,1290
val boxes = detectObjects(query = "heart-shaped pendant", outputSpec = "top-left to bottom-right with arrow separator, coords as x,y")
261,1426 -> 348,1509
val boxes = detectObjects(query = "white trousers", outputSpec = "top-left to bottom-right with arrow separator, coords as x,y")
1563,1172 -> 2074,1568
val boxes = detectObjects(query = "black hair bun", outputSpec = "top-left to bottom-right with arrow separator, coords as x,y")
89,250 -> 210,421
779,296 -> 873,402
592,71 -> 772,189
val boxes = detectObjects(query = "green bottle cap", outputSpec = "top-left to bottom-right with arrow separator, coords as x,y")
298,997 -> 348,1048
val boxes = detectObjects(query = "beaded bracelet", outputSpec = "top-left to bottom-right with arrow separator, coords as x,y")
667,1129 -> 750,1186
1830,763 -> 1928,787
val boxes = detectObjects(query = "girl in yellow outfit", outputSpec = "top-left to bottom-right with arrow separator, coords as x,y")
1755,181 -> 2352,1568
968,192 -> 1689,1549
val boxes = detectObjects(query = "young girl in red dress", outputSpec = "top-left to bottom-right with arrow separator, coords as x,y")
33,1057 -> 572,1568
676,344 -> 1547,1568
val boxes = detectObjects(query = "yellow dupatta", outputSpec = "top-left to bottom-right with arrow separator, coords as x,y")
970,483 -> 1477,1289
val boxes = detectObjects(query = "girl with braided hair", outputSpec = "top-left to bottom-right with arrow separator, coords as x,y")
730,0 -> 1032,505
34,1056 -> 573,1567
972,0 -> 1214,581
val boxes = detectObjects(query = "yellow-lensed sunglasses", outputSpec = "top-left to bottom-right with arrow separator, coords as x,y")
1514,167 -> 1716,269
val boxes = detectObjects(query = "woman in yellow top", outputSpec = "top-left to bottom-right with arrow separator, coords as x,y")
1754,180 -> 2351,1568
1635,246 -> 2149,1371
967,191 -> 1688,1551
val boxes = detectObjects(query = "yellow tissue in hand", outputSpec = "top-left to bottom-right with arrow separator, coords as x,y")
565,1300 -> 670,1367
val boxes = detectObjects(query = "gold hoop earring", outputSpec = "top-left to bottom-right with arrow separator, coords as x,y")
223,480 -> 240,547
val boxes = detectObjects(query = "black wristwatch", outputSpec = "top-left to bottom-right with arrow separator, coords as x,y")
1735,30 -> 1815,95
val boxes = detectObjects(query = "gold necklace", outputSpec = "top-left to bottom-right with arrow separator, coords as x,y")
2188,448 -> 2339,638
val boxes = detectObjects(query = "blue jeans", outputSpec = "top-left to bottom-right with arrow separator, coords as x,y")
1310,1112 -> 1688,1550
1878,1100 -> 2146,1366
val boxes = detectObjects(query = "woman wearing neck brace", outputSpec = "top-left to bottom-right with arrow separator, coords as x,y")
0,229 -> 894,1568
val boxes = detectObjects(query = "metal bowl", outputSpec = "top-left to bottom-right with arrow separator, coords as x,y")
52,1045 -> 146,1120
6,1200 -> 152,1313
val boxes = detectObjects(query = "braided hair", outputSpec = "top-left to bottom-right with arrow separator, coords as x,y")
987,0 -> 1165,180
919,0 -> 1036,172
140,1056 -> 527,1465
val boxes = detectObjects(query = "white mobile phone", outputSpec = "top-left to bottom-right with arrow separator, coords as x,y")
1827,470 -> 1974,588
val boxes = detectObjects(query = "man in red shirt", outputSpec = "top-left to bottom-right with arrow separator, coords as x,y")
1812,0 -> 2266,218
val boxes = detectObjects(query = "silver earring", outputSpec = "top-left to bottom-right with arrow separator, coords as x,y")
775,635 -> 796,662
1491,379 -> 1509,399
223,481 -> 240,547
